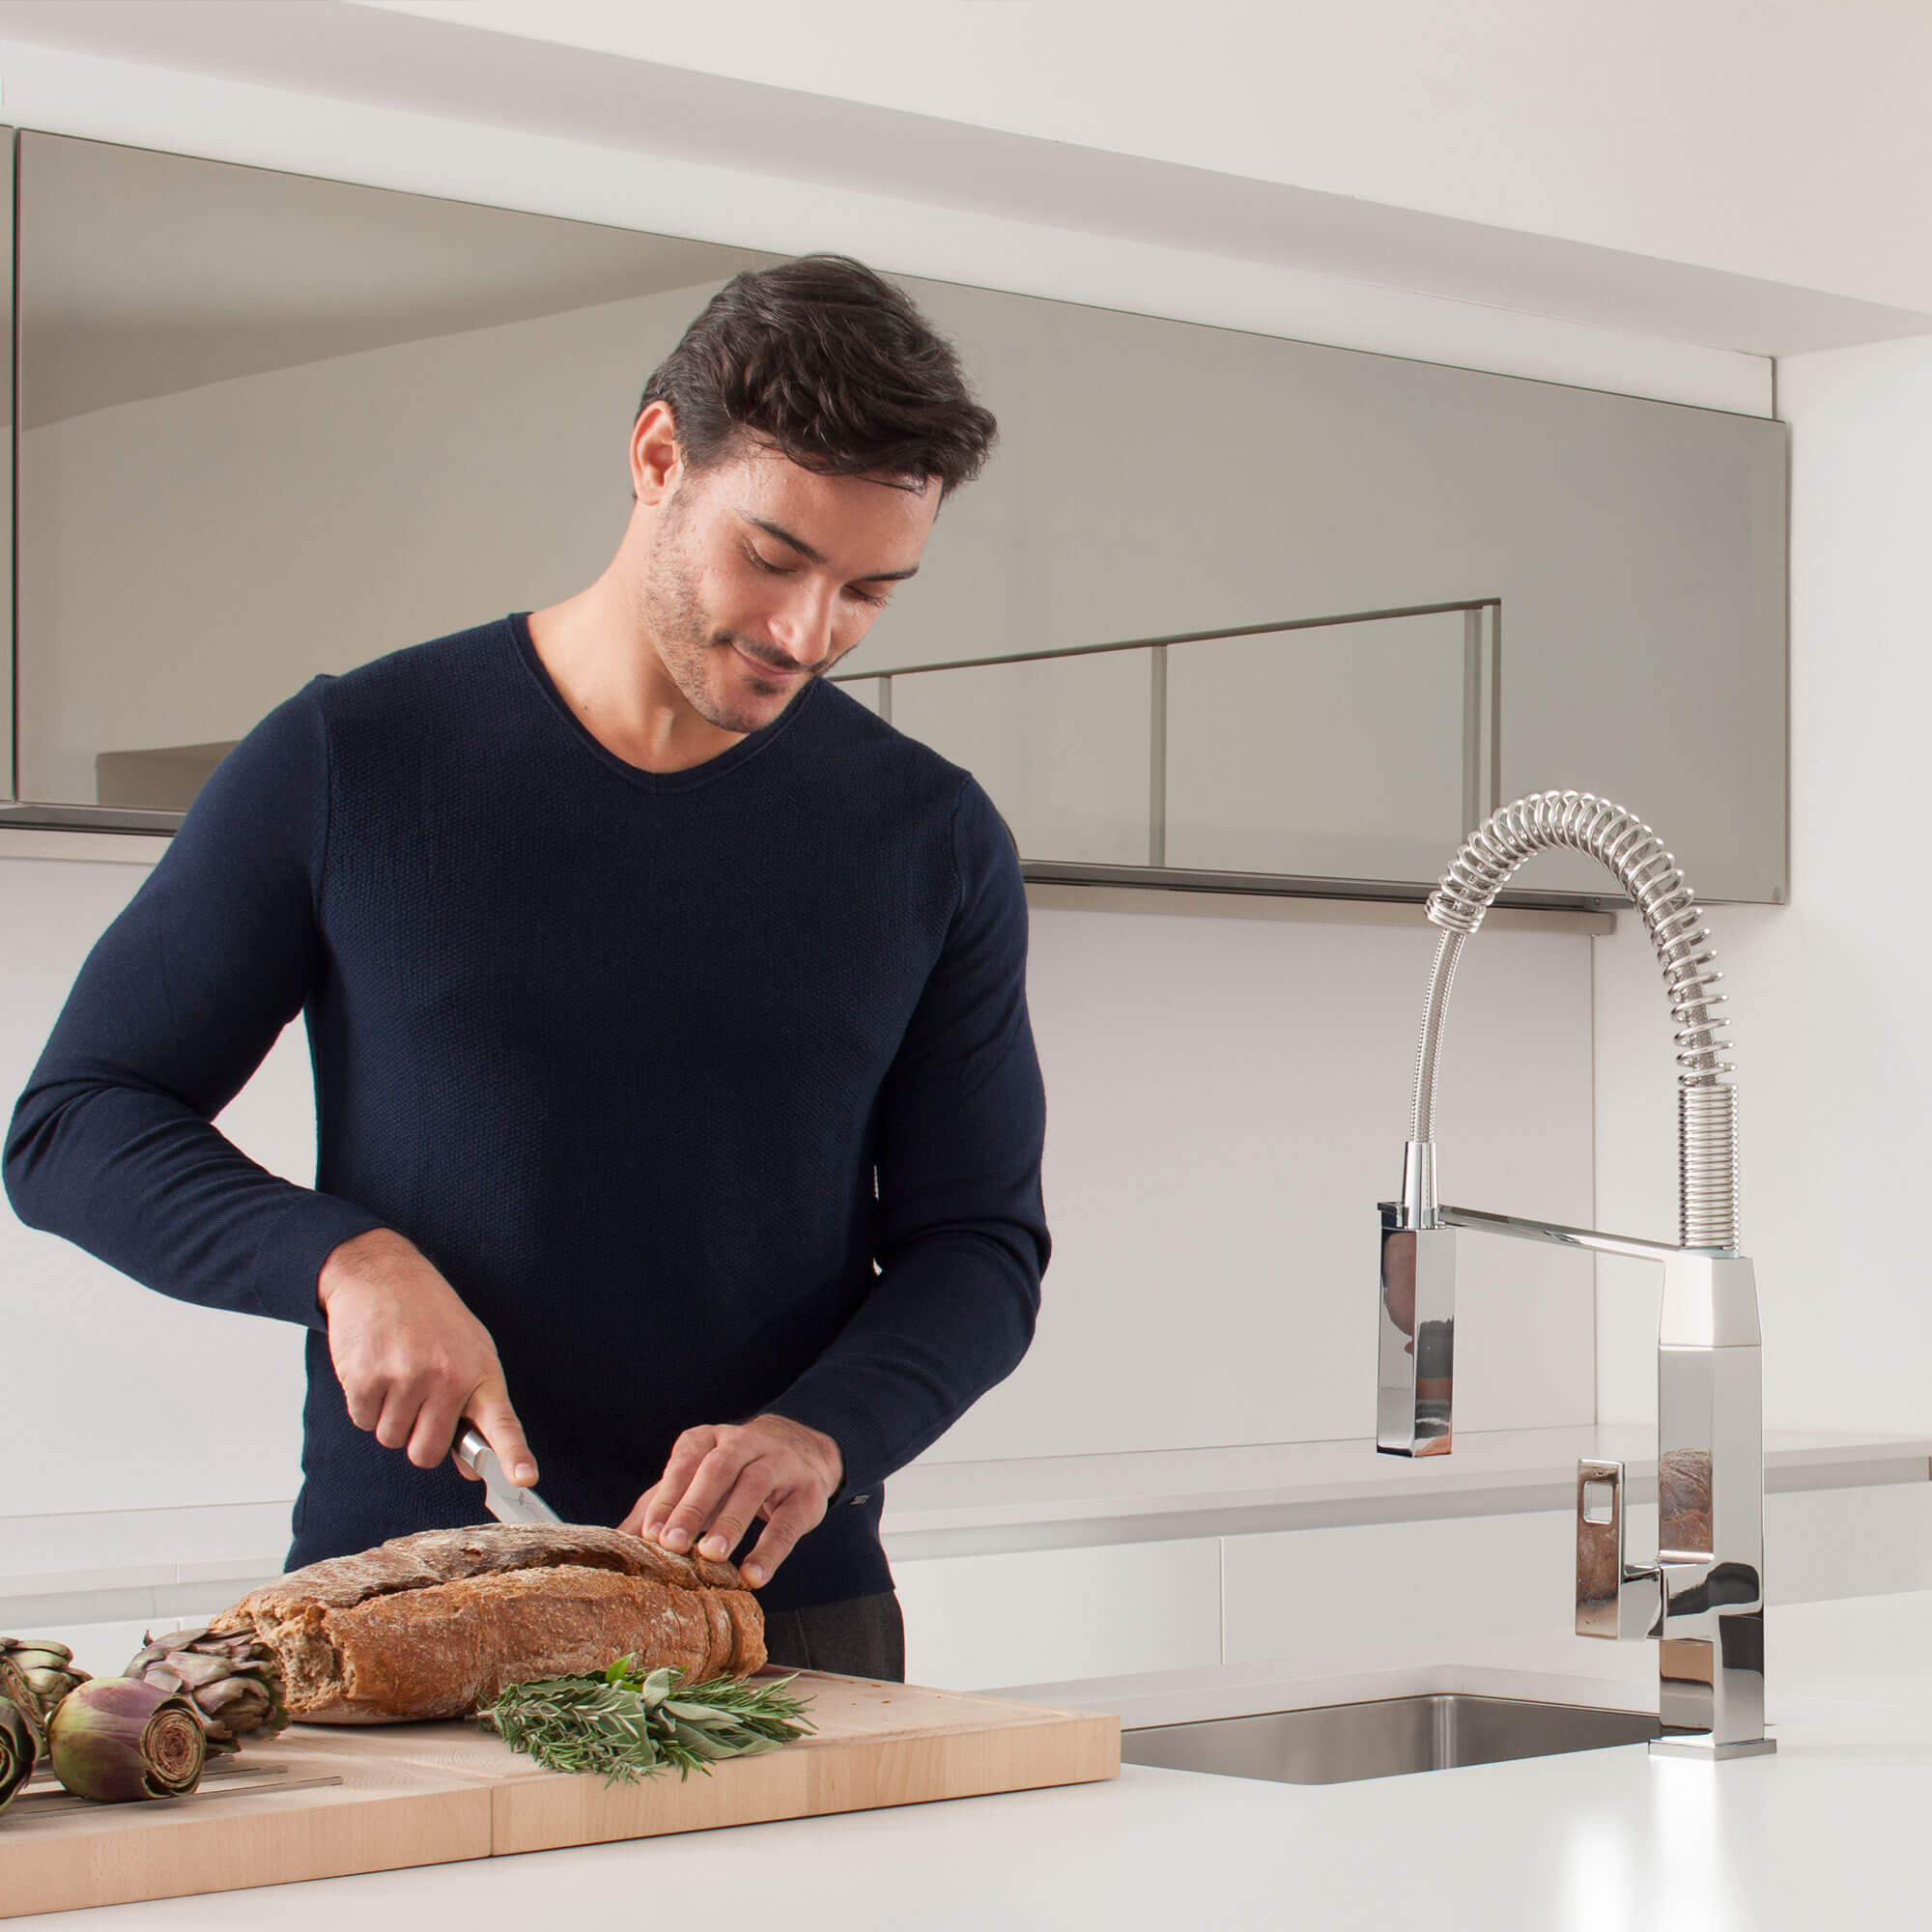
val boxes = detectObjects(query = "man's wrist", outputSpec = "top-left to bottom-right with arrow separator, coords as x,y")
316,1225 -> 406,1313
756,1412 -> 844,1492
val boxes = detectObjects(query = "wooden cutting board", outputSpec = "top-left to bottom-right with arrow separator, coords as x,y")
0,1671 -> 1119,1918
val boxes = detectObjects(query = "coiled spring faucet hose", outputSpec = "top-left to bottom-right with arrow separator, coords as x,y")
1408,790 -> 1738,1250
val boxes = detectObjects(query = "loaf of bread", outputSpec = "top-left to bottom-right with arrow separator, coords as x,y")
210,1524 -> 766,1723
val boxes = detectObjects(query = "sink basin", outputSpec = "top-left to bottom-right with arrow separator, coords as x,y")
1122,1693 -> 1660,1785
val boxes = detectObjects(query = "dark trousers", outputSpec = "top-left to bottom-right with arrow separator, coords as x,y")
760,1588 -> 905,1682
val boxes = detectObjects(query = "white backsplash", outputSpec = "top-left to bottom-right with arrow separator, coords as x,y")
0,852 -> 1597,1519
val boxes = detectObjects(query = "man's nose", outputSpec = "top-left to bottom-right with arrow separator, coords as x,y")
768,585 -> 835,668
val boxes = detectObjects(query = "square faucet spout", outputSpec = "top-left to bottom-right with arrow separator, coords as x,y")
1377,1206 -> 1456,1456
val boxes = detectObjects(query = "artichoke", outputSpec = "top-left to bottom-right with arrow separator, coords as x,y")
0,1657 -> 41,1753
0,1695 -> 38,1814
0,1638 -> 91,1741
126,1626 -> 288,1754
47,1678 -> 205,1802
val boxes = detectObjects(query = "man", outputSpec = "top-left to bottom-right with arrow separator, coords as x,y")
5,255 -> 1049,1683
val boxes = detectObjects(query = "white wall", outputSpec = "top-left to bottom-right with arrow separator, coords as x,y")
1593,328 -> 1932,1435
1,855 -> 317,1511
365,0 -> 1932,316
945,896 -> 1598,1463
1,848 -> 1597,1515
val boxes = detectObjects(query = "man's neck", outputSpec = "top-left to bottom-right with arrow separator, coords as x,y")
525,582 -> 743,776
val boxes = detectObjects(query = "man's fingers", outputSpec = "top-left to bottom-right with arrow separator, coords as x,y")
617,1486 -> 659,1539
695,1467 -> 772,1563
342,1379 -> 384,1433
639,1431 -> 718,1542
633,1420 -> 841,1580
407,1391 -> 466,1471
739,1495 -> 822,1589
373,1382 -> 423,1452
657,1443 -> 749,1552
466,1377 -> 536,1487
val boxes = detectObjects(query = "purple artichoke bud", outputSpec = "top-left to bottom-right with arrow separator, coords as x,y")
126,1627 -> 289,1752
0,1657 -> 42,1754
0,1638 -> 91,1740
0,1696 -> 37,1813
48,1678 -> 206,1802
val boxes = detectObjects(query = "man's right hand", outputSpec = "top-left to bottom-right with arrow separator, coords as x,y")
316,1228 -> 536,1487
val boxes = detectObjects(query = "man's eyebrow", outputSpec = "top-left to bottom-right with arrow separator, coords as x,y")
744,514 -> 921,582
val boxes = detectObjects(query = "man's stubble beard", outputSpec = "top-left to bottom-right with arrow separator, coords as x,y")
640,503 -> 818,737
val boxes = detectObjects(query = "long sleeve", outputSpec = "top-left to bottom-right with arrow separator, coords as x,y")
4,682 -> 386,1330
766,776 -> 1050,1499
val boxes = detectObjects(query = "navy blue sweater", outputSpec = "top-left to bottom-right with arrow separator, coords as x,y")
5,616 -> 1049,1609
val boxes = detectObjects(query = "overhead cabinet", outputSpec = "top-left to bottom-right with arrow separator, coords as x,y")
2,131 -> 1788,904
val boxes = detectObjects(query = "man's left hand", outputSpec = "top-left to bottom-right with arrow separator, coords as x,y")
619,1414 -> 843,1589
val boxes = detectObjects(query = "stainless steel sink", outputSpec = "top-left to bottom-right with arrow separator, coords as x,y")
1122,1693 -> 1660,1785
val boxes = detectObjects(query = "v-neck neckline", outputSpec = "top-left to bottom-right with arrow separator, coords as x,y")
506,611 -> 820,795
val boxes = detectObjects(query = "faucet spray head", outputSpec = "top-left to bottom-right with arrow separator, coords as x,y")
1400,1139 -> 1439,1230
1378,1140 -> 1457,1457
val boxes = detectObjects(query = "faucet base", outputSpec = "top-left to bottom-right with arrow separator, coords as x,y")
1649,1735 -> 1777,1761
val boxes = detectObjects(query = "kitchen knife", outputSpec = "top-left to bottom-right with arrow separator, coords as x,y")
452,1424 -> 562,1526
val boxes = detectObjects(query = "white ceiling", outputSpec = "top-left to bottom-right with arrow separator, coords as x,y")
357,0 -> 1932,324
16,128 -> 777,426
0,0 -> 1925,377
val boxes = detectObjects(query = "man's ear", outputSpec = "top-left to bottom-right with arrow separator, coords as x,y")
630,400 -> 684,507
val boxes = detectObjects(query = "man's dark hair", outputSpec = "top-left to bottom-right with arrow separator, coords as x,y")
637,255 -> 997,497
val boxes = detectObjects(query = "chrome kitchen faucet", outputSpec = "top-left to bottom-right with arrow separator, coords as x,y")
1376,791 -> 1775,1760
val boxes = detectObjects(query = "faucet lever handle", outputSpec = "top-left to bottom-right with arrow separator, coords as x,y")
1576,1458 -> 1661,1640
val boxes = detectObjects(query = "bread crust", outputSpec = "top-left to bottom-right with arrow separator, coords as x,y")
210,1524 -> 765,1722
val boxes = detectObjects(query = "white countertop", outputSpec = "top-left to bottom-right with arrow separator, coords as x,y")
878,1424 -> 1932,1555
15,1588 -> 1932,1929
8,1426 -> 1924,1630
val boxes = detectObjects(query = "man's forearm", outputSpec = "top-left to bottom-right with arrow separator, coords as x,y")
5,1074 -> 384,1328
763,1223 -> 1042,1502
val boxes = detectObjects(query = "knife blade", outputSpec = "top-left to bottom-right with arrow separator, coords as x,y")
452,1424 -> 562,1526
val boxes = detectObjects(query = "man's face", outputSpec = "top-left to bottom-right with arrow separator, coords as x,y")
639,441 -> 938,737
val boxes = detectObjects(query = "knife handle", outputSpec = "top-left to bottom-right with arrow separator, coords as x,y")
452,1423 -> 492,1480
451,1423 -> 562,1524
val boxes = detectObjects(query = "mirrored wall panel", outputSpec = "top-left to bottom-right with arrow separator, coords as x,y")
8,131 -> 1787,900
872,277 -> 1786,899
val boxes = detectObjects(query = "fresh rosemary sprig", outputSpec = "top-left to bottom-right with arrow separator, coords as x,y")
482,1657 -> 815,1784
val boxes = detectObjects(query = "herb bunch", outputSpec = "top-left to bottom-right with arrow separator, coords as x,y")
483,1658 -> 815,1784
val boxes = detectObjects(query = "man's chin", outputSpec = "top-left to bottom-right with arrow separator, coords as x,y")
696,678 -> 805,736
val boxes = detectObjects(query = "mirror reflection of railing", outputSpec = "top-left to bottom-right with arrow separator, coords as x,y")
835,599 -> 1500,897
